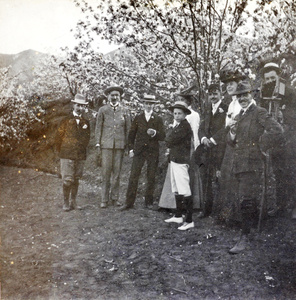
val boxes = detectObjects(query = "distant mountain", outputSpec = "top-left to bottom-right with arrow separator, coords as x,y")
0,49 -> 49,83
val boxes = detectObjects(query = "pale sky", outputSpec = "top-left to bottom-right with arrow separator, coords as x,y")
0,0 -> 117,55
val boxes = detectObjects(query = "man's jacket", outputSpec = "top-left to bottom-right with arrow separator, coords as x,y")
56,115 -> 90,160
128,112 -> 165,156
95,104 -> 131,149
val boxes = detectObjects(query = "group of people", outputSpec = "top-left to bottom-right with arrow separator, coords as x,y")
55,61 -> 296,254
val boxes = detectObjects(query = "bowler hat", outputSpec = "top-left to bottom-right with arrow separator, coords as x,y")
71,94 -> 88,105
141,94 -> 159,103
208,83 -> 221,92
232,80 -> 254,96
261,62 -> 282,75
104,86 -> 124,95
169,100 -> 191,115
220,69 -> 246,83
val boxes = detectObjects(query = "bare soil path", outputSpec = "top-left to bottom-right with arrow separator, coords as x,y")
0,165 -> 295,299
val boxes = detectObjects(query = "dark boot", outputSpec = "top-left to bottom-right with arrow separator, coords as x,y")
70,180 -> 81,210
63,184 -> 71,212
164,195 -> 184,223
241,198 -> 257,235
184,196 -> 193,223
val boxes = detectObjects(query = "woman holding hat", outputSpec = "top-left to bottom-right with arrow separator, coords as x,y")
164,102 -> 194,230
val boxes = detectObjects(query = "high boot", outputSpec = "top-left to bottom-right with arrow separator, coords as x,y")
184,196 -> 193,223
70,180 -> 81,210
164,195 -> 184,223
178,196 -> 195,230
63,184 -> 71,211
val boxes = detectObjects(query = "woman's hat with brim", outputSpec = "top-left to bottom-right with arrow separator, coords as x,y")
169,100 -> 191,115
261,62 -> 282,75
71,94 -> 88,105
141,94 -> 159,103
104,86 -> 124,96
220,69 -> 246,83
232,80 -> 255,96
176,86 -> 197,98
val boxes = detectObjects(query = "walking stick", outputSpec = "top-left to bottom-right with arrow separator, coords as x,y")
258,151 -> 269,232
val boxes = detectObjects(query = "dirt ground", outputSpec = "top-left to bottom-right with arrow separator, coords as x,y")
0,161 -> 296,300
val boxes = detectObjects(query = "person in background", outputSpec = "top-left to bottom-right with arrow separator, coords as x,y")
55,94 -> 90,211
260,62 -> 296,220
95,86 -> 131,208
120,94 -> 165,210
164,102 -> 194,231
216,68 -> 246,224
198,83 -> 228,218
228,80 -> 283,254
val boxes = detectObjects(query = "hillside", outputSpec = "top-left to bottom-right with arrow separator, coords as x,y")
0,49 -> 49,83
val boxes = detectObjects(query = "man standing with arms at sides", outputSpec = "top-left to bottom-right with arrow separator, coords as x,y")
260,62 -> 296,219
198,83 -> 228,218
95,86 -> 131,208
228,80 -> 283,254
55,94 -> 90,212
120,94 -> 165,210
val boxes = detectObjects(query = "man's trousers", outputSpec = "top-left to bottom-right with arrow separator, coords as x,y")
101,148 -> 124,204
125,151 -> 158,207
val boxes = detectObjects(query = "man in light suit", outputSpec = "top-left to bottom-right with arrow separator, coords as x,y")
198,83 -> 228,217
228,80 -> 283,254
95,86 -> 131,208
120,94 -> 165,210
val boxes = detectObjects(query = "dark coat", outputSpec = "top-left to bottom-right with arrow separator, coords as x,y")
165,119 -> 192,165
198,101 -> 228,168
280,86 -> 296,160
128,112 -> 165,156
56,114 -> 90,160
198,101 -> 228,141
229,104 -> 283,174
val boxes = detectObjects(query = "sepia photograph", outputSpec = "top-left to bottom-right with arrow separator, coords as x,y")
0,0 -> 295,299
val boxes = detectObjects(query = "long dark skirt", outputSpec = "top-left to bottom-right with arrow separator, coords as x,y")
215,144 -> 241,222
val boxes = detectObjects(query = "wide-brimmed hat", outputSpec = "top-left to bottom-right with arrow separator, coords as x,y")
220,69 -> 246,83
232,80 -> 255,96
169,100 -> 191,115
71,94 -> 88,105
104,86 -> 124,96
261,62 -> 282,75
176,86 -> 197,98
141,94 -> 159,103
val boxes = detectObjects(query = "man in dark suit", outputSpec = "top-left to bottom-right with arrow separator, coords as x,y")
55,94 -> 90,211
228,80 -> 283,254
198,83 -> 228,217
95,86 -> 131,208
120,94 -> 165,210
